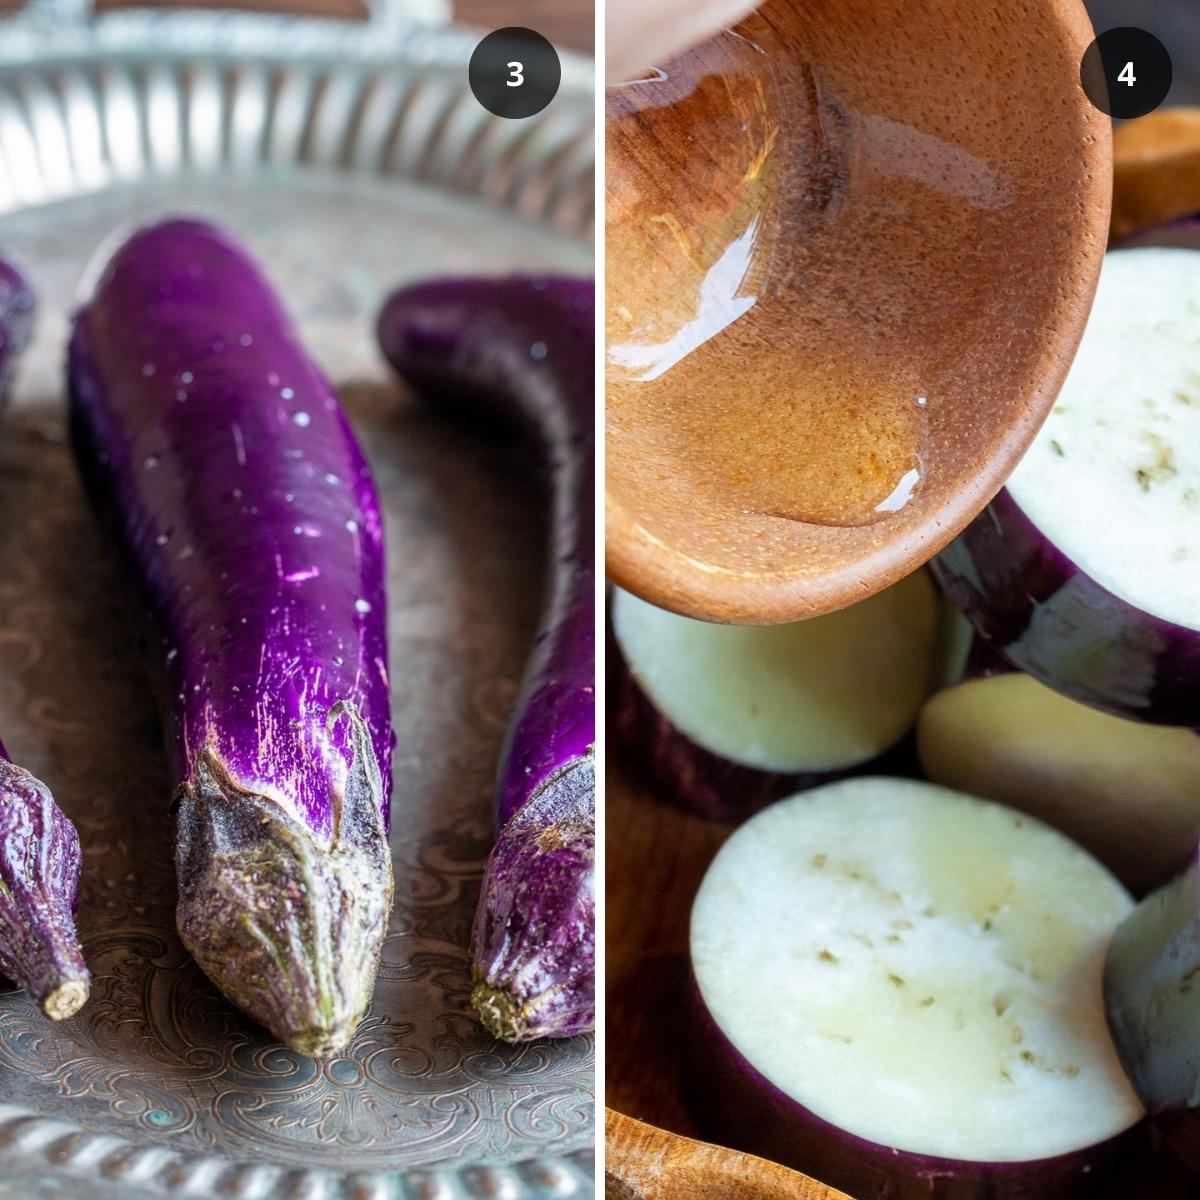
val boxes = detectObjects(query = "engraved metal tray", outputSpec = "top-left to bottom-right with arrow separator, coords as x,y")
0,5 -> 594,1196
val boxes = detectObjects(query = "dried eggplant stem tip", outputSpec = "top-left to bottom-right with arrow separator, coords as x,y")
42,976 -> 89,1021
472,980 -> 526,1043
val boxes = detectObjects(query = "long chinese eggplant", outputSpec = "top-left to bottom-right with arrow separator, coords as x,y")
0,257 -> 89,1021
377,276 -> 594,1042
68,219 -> 393,1056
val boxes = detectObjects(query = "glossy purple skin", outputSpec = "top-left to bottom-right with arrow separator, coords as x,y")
69,219 -> 393,1054
377,276 -> 594,1041
1105,850 -> 1200,1174
69,220 -> 392,831
469,758 -> 594,1041
687,972 -> 1139,1199
931,487 -> 1200,726
0,263 -> 89,1019
378,277 -> 594,827
0,746 -> 89,1017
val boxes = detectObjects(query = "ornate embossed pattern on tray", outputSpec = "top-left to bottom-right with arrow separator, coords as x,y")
0,7 -> 594,1197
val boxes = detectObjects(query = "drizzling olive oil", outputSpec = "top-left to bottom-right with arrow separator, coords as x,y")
607,24 -> 1006,529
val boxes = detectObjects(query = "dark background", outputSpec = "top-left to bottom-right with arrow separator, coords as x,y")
1086,0 -> 1199,109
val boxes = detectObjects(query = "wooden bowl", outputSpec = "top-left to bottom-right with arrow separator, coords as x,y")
605,0 -> 1111,623
605,1109 -> 850,1199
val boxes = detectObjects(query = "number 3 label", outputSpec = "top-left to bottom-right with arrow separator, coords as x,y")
468,29 -> 560,118
1118,61 -> 1136,86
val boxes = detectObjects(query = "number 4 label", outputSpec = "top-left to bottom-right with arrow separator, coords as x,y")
1118,61 -> 1136,86
507,61 -> 524,87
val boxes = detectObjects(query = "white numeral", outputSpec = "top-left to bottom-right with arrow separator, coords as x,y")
1118,60 -> 1136,87
507,61 -> 524,87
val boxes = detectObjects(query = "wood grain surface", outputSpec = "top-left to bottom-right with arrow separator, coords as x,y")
82,0 -> 594,53
606,756 -> 728,1137
606,1110 -> 849,1200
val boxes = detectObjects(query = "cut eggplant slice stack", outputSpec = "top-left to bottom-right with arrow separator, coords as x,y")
934,246 -> 1200,725
689,778 -> 1144,1199
918,672 -> 1200,894
612,572 -> 938,820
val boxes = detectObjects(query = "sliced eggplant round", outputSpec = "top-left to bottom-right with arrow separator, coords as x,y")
933,247 -> 1200,725
611,572 -> 939,821
689,777 -> 1143,1199
918,673 -> 1200,895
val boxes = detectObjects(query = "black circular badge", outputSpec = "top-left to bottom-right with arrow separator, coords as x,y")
469,28 -> 561,119
1081,27 -> 1172,119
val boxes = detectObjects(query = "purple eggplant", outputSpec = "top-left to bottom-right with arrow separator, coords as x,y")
0,260 -> 89,1020
377,276 -> 594,1042
932,244 -> 1200,725
69,219 -> 392,1057
1105,853 -> 1200,1174
1104,844 -> 1200,1171
0,257 -> 33,400
0,744 -> 89,1020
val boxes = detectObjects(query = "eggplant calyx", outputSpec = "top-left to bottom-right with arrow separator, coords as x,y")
470,755 -> 595,1043
174,705 -> 393,1059
0,759 -> 91,1019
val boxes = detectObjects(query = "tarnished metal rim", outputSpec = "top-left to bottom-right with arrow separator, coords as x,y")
0,1102 -> 595,1198
0,10 -> 594,94
0,10 -> 594,236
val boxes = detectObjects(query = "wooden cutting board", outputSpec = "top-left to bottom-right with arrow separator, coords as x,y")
605,753 -> 1198,1199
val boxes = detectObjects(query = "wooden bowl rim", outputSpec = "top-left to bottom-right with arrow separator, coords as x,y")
605,0 -> 1113,625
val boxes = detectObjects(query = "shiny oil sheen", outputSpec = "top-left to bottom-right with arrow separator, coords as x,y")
606,22 -> 1016,530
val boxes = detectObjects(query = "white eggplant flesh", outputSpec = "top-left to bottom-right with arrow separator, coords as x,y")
612,572 -> 938,820
918,673 -> 1200,894
689,778 -> 1144,1198
933,247 -> 1200,725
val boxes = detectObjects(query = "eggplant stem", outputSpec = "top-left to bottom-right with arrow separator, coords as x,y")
42,976 -> 89,1021
471,980 -> 527,1042
174,708 -> 392,1058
